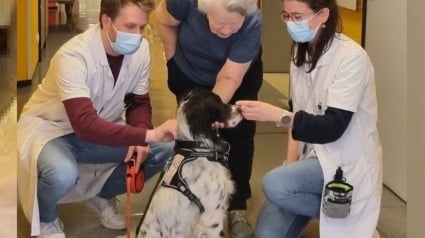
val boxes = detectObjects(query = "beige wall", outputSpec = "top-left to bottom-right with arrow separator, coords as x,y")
337,0 -> 358,11
261,0 -> 292,73
406,0 -> 425,236
0,0 -> 12,25
365,0 -> 407,200
366,0 -> 425,236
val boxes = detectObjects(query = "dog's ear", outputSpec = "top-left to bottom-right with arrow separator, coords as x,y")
178,88 -> 199,105
183,89 -> 230,140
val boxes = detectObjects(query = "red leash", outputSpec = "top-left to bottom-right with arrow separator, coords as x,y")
126,158 -> 144,238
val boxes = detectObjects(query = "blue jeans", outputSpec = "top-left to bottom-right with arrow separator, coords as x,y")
255,157 -> 324,238
37,133 -> 174,223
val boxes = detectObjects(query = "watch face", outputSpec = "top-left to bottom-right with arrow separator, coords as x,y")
280,115 -> 291,125
276,112 -> 291,127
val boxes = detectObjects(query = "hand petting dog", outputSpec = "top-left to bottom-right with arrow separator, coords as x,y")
146,119 -> 177,143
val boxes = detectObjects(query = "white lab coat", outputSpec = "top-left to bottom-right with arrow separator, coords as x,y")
290,34 -> 383,238
17,24 -> 151,236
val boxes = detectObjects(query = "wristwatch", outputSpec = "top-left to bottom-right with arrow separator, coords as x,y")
276,111 -> 291,127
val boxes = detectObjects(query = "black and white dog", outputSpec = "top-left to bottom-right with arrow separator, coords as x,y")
137,88 -> 243,238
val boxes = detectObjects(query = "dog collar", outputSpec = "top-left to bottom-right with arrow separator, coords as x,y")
174,140 -> 230,166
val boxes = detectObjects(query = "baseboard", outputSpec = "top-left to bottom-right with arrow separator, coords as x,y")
17,80 -> 32,87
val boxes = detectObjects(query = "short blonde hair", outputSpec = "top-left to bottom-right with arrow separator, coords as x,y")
198,0 -> 258,16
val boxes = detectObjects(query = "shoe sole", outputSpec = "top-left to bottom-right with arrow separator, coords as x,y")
101,220 -> 126,230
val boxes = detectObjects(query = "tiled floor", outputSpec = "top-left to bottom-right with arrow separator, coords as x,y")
14,0 -> 406,237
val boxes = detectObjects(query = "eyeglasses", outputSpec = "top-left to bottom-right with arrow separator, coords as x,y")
279,10 -> 321,24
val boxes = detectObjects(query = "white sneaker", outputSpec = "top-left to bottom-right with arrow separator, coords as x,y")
37,218 -> 66,238
84,196 -> 126,230
229,210 -> 254,238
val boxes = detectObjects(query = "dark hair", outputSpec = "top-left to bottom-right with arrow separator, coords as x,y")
99,0 -> 155,27
289,0 -> 342,72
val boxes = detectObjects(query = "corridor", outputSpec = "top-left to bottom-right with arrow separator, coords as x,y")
15,0 -> 406,237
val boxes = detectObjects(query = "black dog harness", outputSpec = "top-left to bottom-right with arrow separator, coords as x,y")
160,139 -> 230,214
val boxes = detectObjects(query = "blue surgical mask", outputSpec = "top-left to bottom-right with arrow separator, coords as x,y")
107,24 -> 143,55
286,13 -> 321,43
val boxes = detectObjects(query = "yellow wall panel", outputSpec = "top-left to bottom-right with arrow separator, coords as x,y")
16,0 -> 27,81
16,0 -> 39,81
30,0 -> 39,77
340,7 -> 362,45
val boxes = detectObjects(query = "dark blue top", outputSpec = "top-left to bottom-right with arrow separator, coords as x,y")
166,0 -> 262,86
